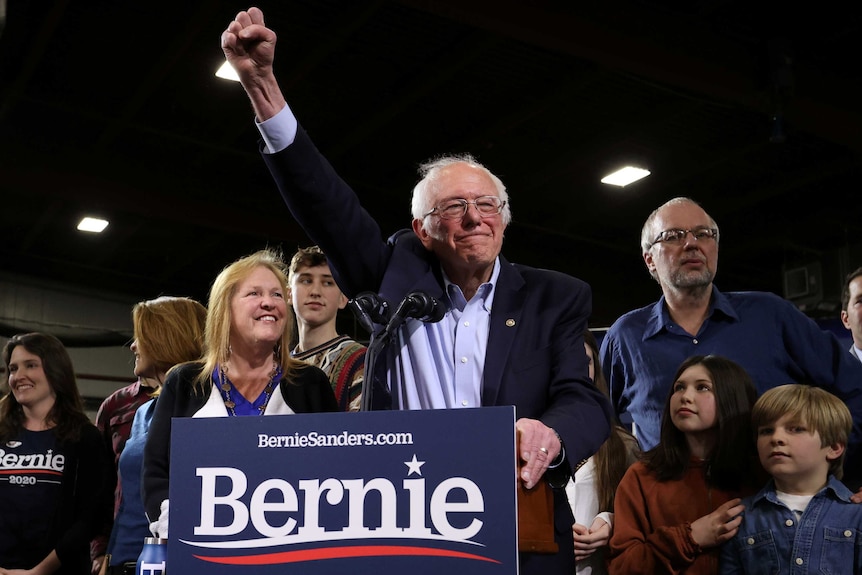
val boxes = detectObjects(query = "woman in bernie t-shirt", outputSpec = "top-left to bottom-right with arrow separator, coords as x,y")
0,332 -> 113,575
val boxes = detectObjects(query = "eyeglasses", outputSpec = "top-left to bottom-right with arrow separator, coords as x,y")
424,196 -> 506,220
651,227 -> 719,246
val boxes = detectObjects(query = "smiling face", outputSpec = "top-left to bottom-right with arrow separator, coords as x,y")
289,262 -> 347,329
8,345 -> 56,412
229,266 -> 287,351
669,363 -> 718,439
412,162 -> 506,283
756,413 -> 842,494
644,201 -> 718,292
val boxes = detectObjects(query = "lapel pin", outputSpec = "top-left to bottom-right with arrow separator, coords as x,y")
506,319 -> 515,327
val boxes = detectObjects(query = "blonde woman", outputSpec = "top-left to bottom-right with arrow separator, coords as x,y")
142,249 -> 337,539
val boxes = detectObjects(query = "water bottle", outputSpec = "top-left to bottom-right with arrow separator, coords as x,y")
136,537 -> 167,575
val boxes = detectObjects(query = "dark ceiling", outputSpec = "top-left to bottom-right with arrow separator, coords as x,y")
1,0 -> 861,334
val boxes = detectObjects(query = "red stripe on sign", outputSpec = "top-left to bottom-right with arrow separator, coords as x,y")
194,545 -> 501,565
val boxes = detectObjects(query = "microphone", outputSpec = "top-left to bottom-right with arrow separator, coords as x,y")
360,291 -> 445,411
380,291 -> 446,340
347,292 -> 390,335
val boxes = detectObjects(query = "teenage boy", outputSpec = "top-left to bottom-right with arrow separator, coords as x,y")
288,246 -> 366,411
720,384 -> 862,573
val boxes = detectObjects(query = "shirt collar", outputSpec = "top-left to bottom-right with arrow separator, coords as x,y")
442,257 -> 500,312
752,475 -> 853,506
643,284 -> 739,340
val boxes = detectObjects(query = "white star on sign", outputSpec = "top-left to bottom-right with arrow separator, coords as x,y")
404,454 -> 425,476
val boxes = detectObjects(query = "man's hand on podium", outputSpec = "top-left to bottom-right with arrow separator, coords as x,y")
516,418 -> 562,489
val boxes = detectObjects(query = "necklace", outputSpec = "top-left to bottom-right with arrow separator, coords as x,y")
217,361 -> 280,416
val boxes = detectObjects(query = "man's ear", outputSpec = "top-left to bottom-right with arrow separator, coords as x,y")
842,310 -> 851,330
412,218 -> 434,250
643,249 -> 656,275
826,442 -> 846,462
337,292 -> 349,310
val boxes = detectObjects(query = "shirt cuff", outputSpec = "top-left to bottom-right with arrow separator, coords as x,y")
256,104 -> 298,154
547,430 -> 566,469
596,511 -> 613,530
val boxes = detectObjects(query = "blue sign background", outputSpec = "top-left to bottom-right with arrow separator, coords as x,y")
169,407 -> 518,574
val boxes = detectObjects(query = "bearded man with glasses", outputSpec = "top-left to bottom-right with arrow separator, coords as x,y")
600,196 -> 862,487
222,8 -> 613,574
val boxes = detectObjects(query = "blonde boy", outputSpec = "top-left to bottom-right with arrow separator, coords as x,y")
720,384 -> 862,573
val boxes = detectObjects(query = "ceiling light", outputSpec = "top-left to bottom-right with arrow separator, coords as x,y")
77,217 -> 109,233
601,167 -> 651,187
215,61 -> 240,82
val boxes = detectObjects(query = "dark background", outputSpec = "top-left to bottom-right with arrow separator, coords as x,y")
1,0 -> 860,339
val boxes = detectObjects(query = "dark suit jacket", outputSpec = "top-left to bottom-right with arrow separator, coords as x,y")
262,126 -> 613,574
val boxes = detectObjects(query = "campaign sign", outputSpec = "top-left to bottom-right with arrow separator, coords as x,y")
168,407 -> 518,574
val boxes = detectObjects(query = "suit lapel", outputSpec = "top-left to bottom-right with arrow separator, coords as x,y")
379,233 -> 446,307
376,239 -> 525,407
482,257 -> 525,406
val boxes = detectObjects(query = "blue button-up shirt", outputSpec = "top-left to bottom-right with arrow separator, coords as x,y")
386,261 -> 500,410
600,286 -> 862,452
720,476 -> 862,574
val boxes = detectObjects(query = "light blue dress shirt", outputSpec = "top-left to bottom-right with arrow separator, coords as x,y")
385,264 -> 499,409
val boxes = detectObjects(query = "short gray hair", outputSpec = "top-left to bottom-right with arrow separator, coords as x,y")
410,154 -> 512,234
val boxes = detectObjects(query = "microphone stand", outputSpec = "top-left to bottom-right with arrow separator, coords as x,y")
358,307 -> 404,412
356,290 -> 446,411
347,292 -> 391,412
360,327 -> 388,412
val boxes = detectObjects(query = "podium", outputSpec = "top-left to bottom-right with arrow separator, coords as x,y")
168,407 -> 522,574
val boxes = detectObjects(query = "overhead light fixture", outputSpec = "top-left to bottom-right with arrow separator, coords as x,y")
77,217 -> 109,233
215,61 -> 240,82
601,166 -> 651,187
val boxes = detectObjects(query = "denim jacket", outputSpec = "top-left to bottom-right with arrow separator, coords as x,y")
719,476 -> 862,574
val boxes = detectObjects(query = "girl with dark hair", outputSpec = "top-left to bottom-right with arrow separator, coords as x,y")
0,332 -> 113,575
608,355 -> 760,575
566,330 -> 640,574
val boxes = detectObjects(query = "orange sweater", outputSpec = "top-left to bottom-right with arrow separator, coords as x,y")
608,459 -> 746,575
